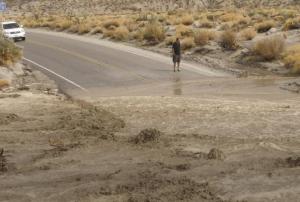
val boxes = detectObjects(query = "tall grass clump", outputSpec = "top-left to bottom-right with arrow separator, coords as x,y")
181,15 -> 194,26
253,35 -> 285,61
283,17 -> 300,31
282,44 -> 300,74
0,37 -> 22,66
255,21 -> 275,33
181,37 -> 195,50
220,30 -> 238,50
102,19 -> 121,30
240,28 -> 257,41
112,26 -> 129,41
194,29 -> 215,46
142,21 -> 165,44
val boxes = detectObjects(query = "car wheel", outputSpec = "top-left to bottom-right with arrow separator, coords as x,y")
23,37 -> 26,41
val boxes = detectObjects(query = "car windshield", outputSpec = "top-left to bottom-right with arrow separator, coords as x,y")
3,23 -> 19,29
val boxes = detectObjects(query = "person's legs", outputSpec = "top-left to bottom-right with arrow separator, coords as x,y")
173,54 -> 176,72
177,55 -> 181,71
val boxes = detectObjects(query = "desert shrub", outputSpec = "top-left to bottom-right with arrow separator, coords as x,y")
282,45 -> 300,74
0,79 -> 9,89
194,29 -> 215,46
166,15 -> 181,25
253,35 -> 285,61
132,30 -> 143,41
181,37 -> 195,50
279,9 -> 298,19
176,25 -> 194,38
133,128 -> 162,144
283,17 -> 300,31
112,26 -> 129,41
124,20 -> 138,32
255,21 -> 275,33
220,13 -> 245,22
77,24 -> 90,34
219,30 -> 238,50
196,19 -> 215,28
181,15 -> 194,26
56,19 -> 72,31
22,18 -> 39,28
165,36 -> 176,46
90,27 -> 103,35
142,21 -> 165,44
0,38 -> 22,66
68,25 -> 79,33
102,19 -> 120,30
240,28 -> 257,40
103,30 -> 114,38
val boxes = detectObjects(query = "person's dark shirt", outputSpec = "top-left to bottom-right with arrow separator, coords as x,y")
172,41 -> 181,55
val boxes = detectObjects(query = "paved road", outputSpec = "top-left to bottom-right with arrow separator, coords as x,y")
18,29 -> 228,98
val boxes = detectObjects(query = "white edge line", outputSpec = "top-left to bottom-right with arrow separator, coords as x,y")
23,57 -> 88,92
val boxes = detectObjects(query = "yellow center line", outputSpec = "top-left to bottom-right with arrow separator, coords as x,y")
27,40 -> 149,81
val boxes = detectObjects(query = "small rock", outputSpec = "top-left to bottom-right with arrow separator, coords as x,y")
266,28 -> 278,35
174,163 -> 191,171
133,128 -> 163,144
0,148 -> 8,172
207,148 -> 226,160
12,63 -> 25,76
286,156 -> 300,168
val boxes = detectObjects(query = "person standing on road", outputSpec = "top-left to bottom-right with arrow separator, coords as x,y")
172,38 -> 181,72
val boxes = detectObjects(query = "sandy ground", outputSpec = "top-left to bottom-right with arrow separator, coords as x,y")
0,63 -> 300,202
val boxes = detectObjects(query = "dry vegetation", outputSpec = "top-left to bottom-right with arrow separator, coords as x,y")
240,27 -> 257,40
5,1 -> 300,74
0,79 -> 9,89
283,44 -> 300,74
0,37 -> 22,66
253,35 -> 285,61
220,30 -> 238,50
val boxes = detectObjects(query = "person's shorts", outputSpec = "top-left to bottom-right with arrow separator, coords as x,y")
173,54 -> 181,63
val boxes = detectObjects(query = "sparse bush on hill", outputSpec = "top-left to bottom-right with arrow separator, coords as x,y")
112,26 -> 129,41
220,30 -> 238,50
181,37 -> 195,50
90,27 -> 103,35
181,15 -> 194,26
77,24 -> 90,34
240,28 -> 257,40
142,21 -> 165,44
176,25 -> 194,38
0,38 -> 22,66
165,36 -> 176,46
283,44 -> 300,74
194,29 -> 215,46
56,19 -> 72,31
196,19 -> 215,28
255,20 -> 275,33
283,17 -> 300,31
253,35 -> 285,61
102,19 -> 120,30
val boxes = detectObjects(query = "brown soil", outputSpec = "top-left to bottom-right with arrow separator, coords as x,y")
0,64 -> 299,202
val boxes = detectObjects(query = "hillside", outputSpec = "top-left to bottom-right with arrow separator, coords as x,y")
7,0 -> 300,14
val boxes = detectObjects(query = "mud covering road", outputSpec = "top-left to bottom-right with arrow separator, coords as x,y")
0,63 -> 299,202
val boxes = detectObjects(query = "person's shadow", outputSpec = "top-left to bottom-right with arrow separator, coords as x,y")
173,75 -> 182,95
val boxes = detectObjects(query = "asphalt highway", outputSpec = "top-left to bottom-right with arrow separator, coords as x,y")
18,29 -> 228,98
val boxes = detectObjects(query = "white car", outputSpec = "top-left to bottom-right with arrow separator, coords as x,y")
1,21 -> 26,41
